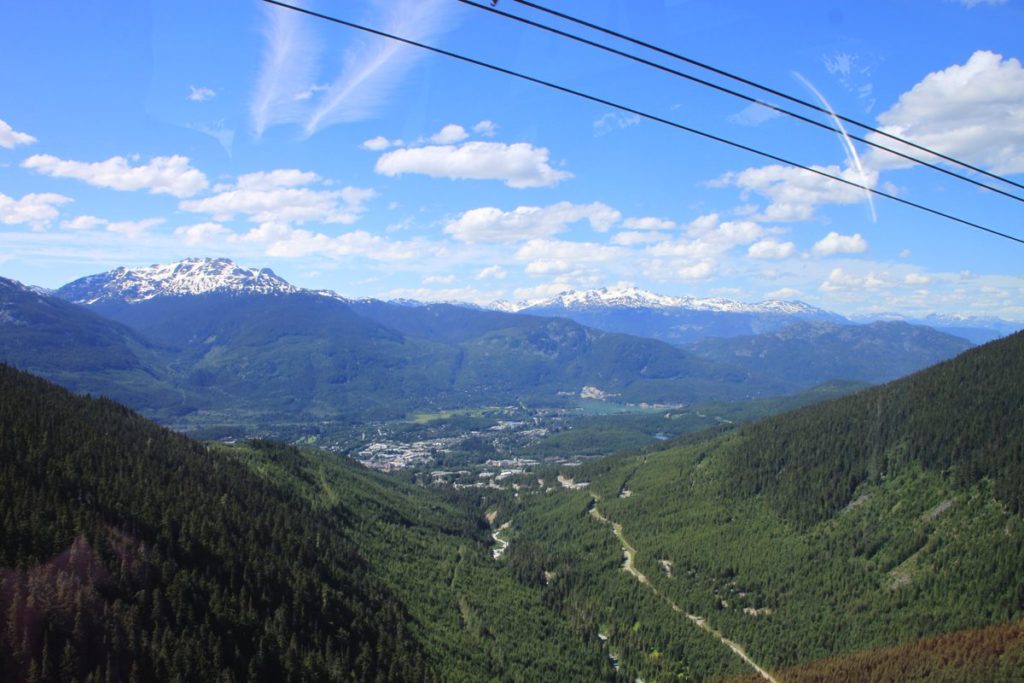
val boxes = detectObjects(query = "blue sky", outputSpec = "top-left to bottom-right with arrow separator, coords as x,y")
1,0 -> 1022,319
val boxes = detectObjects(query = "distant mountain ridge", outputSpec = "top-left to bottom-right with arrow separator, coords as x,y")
56,257 -> 299,304
0,258 -> 997,432
507,284 -> 829,316
512,284 -> 844,345
687,319 -> 974,389
849,311 -> 1021,344
19,262 -> 798,428
52,260 -> 1019,345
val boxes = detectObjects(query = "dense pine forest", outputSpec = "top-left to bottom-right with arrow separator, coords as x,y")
0,364 -> 612,682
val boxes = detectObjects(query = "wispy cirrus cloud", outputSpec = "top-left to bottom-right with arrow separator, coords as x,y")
188,85 -> 216,102
251,0 -> 457,138
250,4 -> 323,138
305,0 -> 455,136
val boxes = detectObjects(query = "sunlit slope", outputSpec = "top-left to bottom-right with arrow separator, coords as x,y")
508,331 -> 1024,679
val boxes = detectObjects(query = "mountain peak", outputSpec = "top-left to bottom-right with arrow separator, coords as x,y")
56,257 -> 299,304
517,285 -> 829,316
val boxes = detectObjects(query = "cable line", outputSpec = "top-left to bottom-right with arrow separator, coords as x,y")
261,0 -> 1024,246
455,0 -> 1024,204
509,0 -> 1024,194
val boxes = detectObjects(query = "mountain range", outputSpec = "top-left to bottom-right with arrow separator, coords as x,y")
0,258 -> 991,433
504,283 -> 1020,346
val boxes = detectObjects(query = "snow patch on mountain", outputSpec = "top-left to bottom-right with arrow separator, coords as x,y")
57,258 -> 299,304
503,285 -> 828,316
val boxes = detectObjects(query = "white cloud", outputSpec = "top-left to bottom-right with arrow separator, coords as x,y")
748,238 -> 796,260
22,154 -> 208,198
57,214 -> 167,239
766,287 -> 803,299
824,53 -> 854,78
677,261 -> 714,280
376,141 -> 572,188
649,218 -> 764,259
516,239 -> 624,272
594,111 -> 641,135
812,231 -> 868,257
904,272 -> 931,285
728,102 -> 781,127
106,218 -> 165,239
0,192 -> 71,229
610,230 -> 670,246
293,83 -> 328,101
0,118 -> 36,148
622,216 -> 676,230
524,259 -> 571,275
820,267 -> 888,292
714,163 -> 876,221
899,249 -> 912,258
821,53 -> 876,112
476,264 -> 507,280
430,124 -> 468,144
180,169 -> 374,224
235,169 -> 319,190
445,202 -> 620,243
60,215 -> 106,230
362,136 -> 397,151
240,223 -> 426,261
423,274 -> 456,285
867,51 -> 1024,174
473,120 -> 497,137
687,213 -> 721,233
174,222 -> 231,245
639,216 -> 763,283
188,85 -> 216,102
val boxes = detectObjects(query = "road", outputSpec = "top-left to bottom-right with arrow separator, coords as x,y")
589,497 -> 779,683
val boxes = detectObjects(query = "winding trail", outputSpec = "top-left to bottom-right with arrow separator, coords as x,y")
589,498 -> 779,683
491,521 -> 511,559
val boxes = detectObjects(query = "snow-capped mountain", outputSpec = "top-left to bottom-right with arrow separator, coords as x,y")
515,285 -> 829,316
510,285 -> 845,345
56,258 -> 299,304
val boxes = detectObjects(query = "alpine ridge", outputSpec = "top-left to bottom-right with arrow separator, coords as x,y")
500,284 -> 831,316
56,257 -> 299,304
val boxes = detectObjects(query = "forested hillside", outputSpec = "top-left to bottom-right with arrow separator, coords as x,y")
502,332 -> 1024,681
0,277 -> 187,414
0,365 -> 613,682
686,320 -> 972,391
727,328 -> 1024,526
